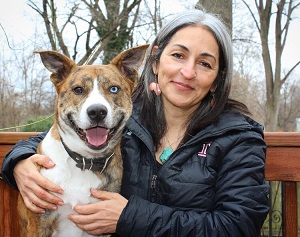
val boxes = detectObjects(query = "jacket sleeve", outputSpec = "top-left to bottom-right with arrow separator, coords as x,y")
116,130 -> 269,237
1,132 -> 47,189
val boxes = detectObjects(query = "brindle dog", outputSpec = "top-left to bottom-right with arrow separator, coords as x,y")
17,45 -> 149,237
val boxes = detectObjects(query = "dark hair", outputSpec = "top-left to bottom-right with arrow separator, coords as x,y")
133,9 -> 250,150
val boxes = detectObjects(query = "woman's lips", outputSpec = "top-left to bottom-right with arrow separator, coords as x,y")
173,81 -> 194,91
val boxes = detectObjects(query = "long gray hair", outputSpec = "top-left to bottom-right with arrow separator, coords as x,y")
133,9 -> 249,149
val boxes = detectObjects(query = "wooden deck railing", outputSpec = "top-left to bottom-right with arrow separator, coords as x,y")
1,132 -> 300,237
0,132 -> 40,237
264,132 -> 300,236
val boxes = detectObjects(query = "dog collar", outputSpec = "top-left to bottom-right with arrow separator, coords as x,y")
61,140 -> 114,173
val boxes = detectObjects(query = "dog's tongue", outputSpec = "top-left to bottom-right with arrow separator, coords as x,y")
86,127 -> 108,147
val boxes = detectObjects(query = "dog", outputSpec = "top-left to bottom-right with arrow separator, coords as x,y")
17,44 -> 149,237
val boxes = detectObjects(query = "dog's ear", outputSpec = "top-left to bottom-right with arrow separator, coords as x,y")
110,44 -> 149,82
34,50 -> 76,84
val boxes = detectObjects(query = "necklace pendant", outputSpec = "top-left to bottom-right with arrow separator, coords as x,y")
159,147 -> 173,163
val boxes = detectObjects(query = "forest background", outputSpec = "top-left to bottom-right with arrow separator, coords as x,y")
0,0 -> 300,132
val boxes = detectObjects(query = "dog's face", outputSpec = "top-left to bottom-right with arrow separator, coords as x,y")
56,64 -> 134,155
35,45 -> 148,156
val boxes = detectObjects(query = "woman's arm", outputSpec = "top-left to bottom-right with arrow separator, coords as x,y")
1,132 -> 47,188
1,132 -> 64,213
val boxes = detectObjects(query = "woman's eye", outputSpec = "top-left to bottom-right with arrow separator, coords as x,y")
199,61 -> 212,69
172,53 -> 183,59
73,86 -> 84,95
109,86 -> 120,94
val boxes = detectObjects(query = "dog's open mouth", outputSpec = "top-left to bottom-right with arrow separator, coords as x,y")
85,127 -> 110,147
67,114 -> 125,149
78,126 -> 117,149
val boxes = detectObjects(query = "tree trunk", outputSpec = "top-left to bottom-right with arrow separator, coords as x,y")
196,0 -> 232,34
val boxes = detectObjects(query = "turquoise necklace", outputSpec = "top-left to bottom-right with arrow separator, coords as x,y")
159,134 -> 183,163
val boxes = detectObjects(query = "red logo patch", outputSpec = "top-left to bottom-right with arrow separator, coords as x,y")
198,142 -> 212,157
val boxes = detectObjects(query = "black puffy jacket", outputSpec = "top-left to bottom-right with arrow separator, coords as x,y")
117,107 -> 269,237
2,107 -> 269,237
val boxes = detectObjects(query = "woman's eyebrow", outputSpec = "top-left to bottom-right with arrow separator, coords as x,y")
172,44 -> 217,62
200,52 -> 217,62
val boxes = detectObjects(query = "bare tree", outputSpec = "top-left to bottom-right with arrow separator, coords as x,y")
143,0 -> 163,36
243,0 -> 300,131
0,26 -> 55,131
278,79 -> 300,131
28,0 -> 142,65
0,79 -> 19,130
231,71 -> 267,125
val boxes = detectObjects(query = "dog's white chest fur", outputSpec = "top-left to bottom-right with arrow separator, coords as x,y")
40,132 -> 102,237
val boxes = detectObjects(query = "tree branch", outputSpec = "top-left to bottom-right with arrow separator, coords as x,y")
49,0 -> 69,57
281,60 -> 300,85
242,0 -> 261,32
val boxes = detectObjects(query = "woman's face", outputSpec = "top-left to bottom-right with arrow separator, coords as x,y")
152,25 -> 220,112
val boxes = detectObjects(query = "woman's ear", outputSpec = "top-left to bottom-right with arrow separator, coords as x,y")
152,46 -> 159,74
210,84 -> 217,93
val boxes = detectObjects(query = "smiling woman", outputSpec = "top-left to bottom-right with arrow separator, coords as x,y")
152,26 -> 219,109
150,25 -> 221,162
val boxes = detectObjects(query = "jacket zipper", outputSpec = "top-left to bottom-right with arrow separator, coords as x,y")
127,128 -> 159,202
151,174 -> 157,202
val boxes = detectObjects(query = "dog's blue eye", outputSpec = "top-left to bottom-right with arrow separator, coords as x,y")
109,86 -> 120,94
73,87 -> 84,95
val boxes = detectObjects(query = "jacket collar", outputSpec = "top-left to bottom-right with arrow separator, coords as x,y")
127,104 -> 264,148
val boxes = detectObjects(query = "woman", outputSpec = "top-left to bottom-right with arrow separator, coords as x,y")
2,9 -> 269,236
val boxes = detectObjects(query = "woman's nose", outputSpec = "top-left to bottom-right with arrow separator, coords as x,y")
180,63 -> 196,79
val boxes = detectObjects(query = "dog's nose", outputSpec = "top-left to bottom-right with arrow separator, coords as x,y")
87,104 -> 107,122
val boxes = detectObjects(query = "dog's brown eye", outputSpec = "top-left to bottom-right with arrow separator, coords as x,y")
73,86 -> 84,95
109,86 -> 120,94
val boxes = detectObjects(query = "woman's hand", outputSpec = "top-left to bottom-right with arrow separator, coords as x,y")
14,154 -> 64,213
68,190 -> 128,235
